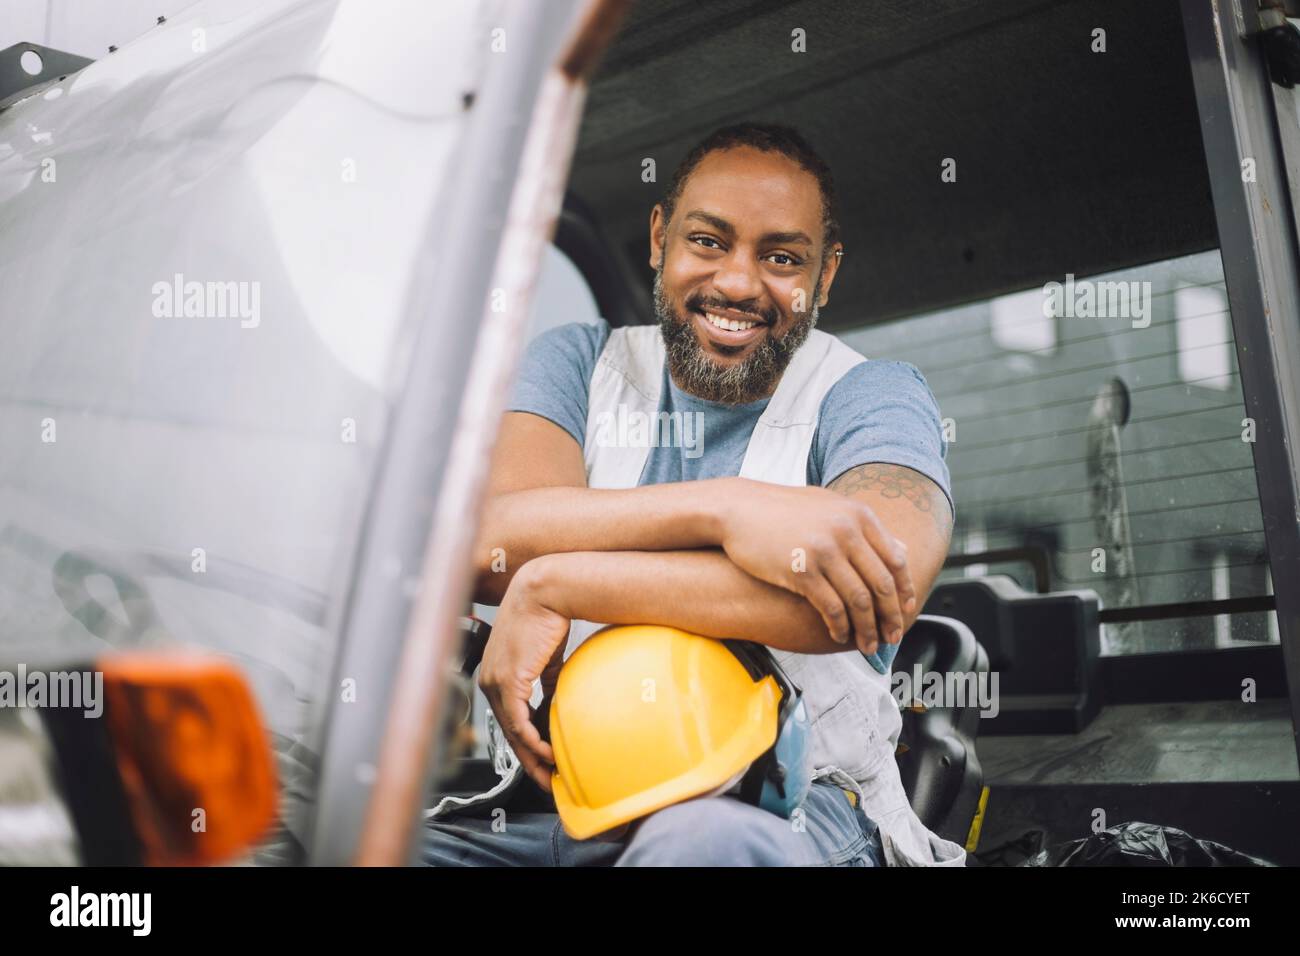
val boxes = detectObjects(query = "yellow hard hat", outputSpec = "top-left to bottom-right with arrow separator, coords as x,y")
549,624 -> 803,840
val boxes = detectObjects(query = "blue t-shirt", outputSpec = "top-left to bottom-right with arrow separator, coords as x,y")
509,320 -> 953,673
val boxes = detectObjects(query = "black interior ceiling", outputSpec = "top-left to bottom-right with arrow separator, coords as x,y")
570,0 -> 1218,330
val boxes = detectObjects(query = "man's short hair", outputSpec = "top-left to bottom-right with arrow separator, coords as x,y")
658,122 -> 841,258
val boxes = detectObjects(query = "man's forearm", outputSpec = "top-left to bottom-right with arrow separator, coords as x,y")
514,548 -> 888,656
474,480 -> 738,604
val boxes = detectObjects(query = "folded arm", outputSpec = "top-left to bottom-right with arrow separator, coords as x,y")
475,413 -> 951,649
503,459 -> 952,655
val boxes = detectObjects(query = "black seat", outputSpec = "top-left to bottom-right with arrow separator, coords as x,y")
923,574 -> 1102,734
553,192 -> 652,329
891,614 -> 990,847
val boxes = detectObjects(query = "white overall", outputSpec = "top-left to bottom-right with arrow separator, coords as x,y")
432,325 -> 967,867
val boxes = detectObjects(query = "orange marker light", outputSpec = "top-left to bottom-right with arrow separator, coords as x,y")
99,653 -> 278,866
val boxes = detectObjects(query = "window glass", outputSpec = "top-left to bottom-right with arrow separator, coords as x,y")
0,0 -> 478,858
839,250 -> 1277,654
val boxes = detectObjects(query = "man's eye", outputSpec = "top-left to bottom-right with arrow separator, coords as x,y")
766,253 -> 802,267
690,235 -> 722,250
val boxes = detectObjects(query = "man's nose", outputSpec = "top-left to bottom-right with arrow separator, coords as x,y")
711,251 -> 765,305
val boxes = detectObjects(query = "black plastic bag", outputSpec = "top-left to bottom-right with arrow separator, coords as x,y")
970,828 -> 1048,867
1020,821 -> 1277,867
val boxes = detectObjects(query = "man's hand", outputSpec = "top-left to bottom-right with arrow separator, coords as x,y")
718,478 -> 915,655
477,563 -> 572,792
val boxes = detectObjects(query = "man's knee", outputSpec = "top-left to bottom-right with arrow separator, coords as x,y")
615,796 -> 792,866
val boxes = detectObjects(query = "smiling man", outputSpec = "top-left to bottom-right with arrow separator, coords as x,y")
423,123 -> 965,867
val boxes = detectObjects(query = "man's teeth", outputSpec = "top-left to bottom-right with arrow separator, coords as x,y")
702,310 -> 760,332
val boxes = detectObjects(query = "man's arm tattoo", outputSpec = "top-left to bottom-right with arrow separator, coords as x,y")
830,462 -> 954,536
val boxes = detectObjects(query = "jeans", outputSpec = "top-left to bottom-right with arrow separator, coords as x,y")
421,780 -> 886,866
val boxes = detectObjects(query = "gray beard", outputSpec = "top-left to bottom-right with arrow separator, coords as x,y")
652,267 -> 819,405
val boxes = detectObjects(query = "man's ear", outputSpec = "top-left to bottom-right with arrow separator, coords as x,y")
648,204 -> 667,270
817,243 -> 844,306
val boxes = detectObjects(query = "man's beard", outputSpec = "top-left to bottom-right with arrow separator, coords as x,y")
652,263 -> 820,405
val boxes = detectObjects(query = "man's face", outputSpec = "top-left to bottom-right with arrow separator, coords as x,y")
649,146 -> 841,404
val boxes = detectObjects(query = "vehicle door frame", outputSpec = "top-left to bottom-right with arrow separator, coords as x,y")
304,0 -> 630,866
1181,0 -> 1300,771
